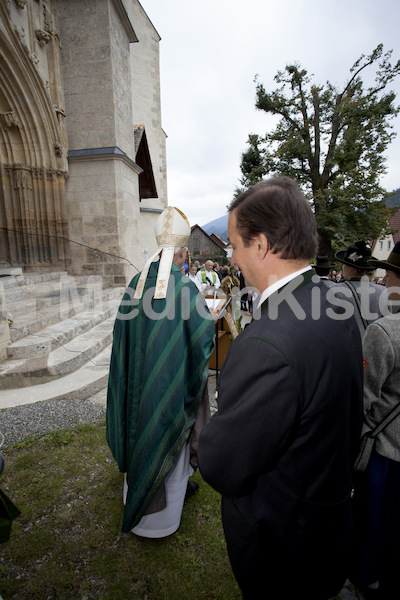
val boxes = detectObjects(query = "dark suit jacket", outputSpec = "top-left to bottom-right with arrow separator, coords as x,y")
198,270 -> 363,599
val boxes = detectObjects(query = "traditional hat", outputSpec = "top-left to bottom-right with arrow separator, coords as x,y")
311,255 -> 336,269
366,241 -> 400,274
335,241 -> 376,271
134,206 -> 191,300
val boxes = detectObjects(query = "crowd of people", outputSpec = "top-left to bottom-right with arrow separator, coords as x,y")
106,177 -> 400,600
182,259 -> 238,282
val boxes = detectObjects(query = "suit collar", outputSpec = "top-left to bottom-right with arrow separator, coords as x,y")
261,268 -> 314,313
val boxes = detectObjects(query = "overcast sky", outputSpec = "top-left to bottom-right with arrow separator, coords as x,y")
141,0 -> 400,228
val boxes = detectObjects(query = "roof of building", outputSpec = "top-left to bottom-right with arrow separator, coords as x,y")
209,233 -> 228,248
190,224 -> 227,253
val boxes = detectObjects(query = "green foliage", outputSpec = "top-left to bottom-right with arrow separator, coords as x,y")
236,44 -> 400,254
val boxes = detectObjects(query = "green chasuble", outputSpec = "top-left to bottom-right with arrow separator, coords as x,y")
106,262 -> 215,532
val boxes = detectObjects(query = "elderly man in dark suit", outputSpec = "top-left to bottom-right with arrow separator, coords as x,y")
198,177 -> 363,600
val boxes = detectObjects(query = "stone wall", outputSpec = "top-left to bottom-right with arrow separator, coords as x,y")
0,0 -> 167,287
0,281 -> 11,362
0,0 -> 70,271
127,0 -> 167,207
57,0 -> 167,286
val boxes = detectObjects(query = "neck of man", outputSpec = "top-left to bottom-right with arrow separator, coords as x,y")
258,257 -> 310,295
343,265 -> 365,281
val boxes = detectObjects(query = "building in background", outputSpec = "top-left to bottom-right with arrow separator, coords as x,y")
371,190 -> 400,279
0,0 -> 166,287
189,224 -> 227,265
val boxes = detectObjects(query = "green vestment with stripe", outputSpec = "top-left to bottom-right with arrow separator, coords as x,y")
106,262 -> 215,532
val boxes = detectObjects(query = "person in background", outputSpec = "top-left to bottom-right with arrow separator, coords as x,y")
335,241 -> 389,337
198,177 -> 363,600
337,270 -> 344,282
213,262 -> 223,281
311,255 -> 336,284
220,265 -> 230,278
351,241 -> 400,600
188,264 -> 202,290
196,259 -> 221,292
106,207 -> 215,538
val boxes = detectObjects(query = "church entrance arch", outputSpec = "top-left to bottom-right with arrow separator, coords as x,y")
0,3 -> 69,270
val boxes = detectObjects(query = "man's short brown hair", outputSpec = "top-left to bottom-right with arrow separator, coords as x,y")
230,176 -> 318,260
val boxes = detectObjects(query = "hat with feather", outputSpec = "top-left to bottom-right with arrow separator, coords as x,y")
335,241 -> 376,271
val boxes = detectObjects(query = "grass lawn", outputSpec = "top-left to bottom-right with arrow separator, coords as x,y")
0,422 -> 241,599
0,421 -> 347,600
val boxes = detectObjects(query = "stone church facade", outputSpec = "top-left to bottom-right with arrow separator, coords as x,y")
0,0 -> 167,287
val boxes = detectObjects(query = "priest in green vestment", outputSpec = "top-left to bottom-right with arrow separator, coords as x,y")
106,207 -> 215,536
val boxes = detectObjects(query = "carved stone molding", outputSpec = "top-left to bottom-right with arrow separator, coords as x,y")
30,166 -> 45,180
54,106 -> 66,118
4,164 -> 33,190
54,142 -> 63,157
0,112 -> 20,128
5,163 -> 68,183
5,163 -> 37,176
14,0 -> 27,9
35,29 -> 52,47
46,167 -> 68,181
28,53 -> 40,65
43,4 -> 56,36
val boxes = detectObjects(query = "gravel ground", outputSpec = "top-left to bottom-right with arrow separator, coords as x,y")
0,373 -> 219,450
0,396 -> 107,450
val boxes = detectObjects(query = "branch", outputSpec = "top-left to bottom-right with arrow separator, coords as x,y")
256,82 -> 300,131
345,44 -> 383,96
312,87 -> 321,177
320,48 -> 387,185
321,94 -> 343,186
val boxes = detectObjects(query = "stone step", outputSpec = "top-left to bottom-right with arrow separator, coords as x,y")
6,299 -> 120,359
0,266 -> 23,278
1,272 -> 110,310
0,315 -> 116,388
0,271 -> 70,302
0,270 -> 124,407
6,286 -> 124,344
0,269 -> 66,283
0,345 -> 112,409
7,287 -> 90,323
11,270 -> 69,283
4,275 -> 103,309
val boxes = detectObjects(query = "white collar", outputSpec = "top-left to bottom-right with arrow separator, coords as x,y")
258,266 -> 312,307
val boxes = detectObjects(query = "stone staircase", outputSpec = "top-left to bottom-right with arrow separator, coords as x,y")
0,271 -> 125,409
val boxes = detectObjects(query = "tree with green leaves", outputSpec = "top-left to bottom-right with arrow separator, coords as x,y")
236,44 -> 400,256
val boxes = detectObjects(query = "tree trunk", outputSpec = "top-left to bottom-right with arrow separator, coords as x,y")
317,230 -> 333,259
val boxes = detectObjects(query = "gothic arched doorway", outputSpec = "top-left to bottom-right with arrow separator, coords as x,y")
0,1 -> 70,271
